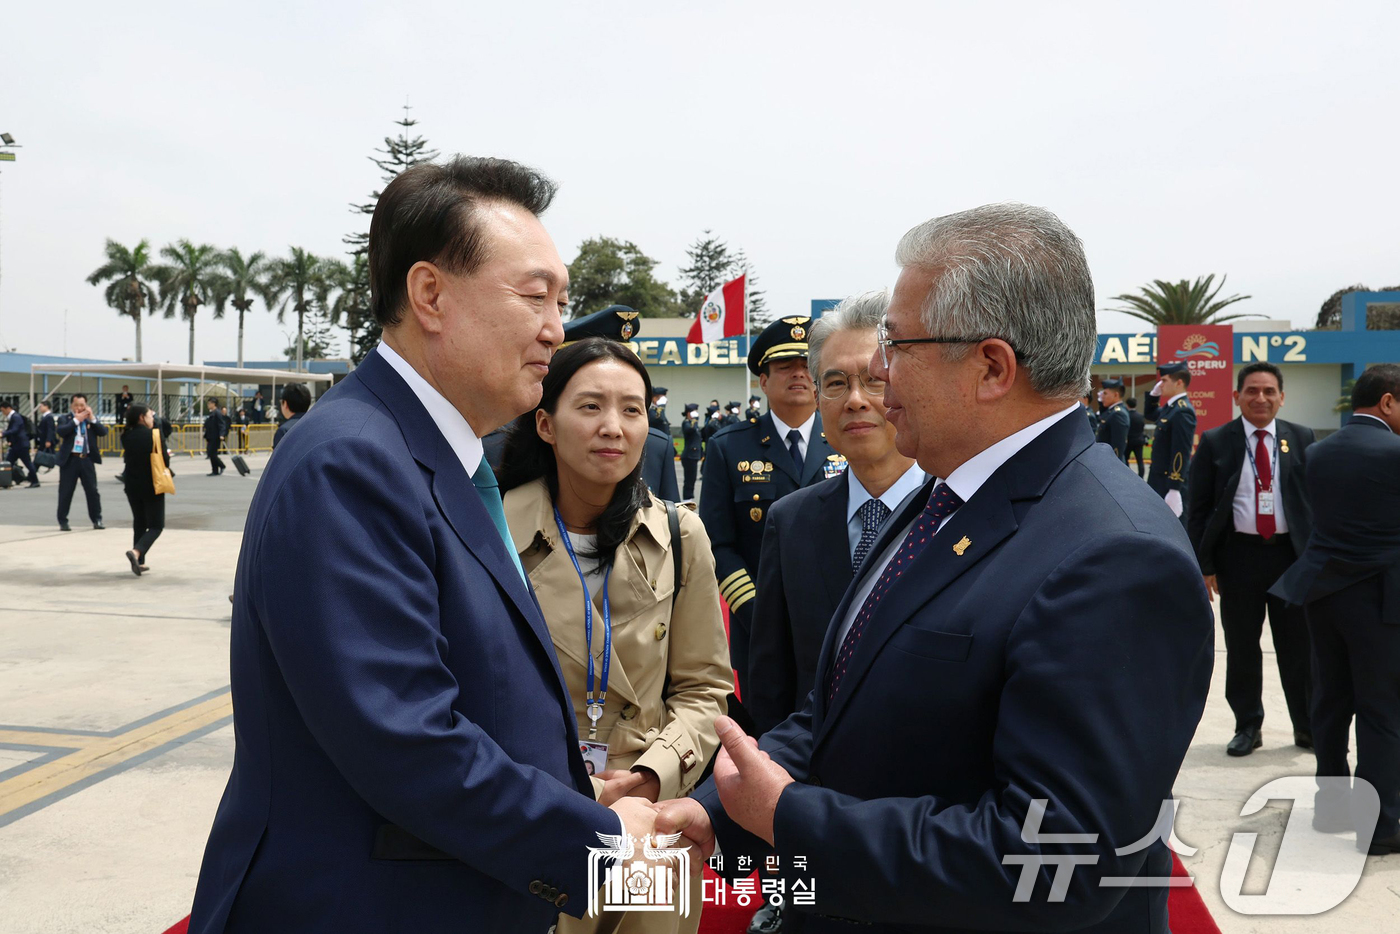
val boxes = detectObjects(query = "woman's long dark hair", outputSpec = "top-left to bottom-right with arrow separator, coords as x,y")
498,337 -> 654,563
125,403 -> 151,430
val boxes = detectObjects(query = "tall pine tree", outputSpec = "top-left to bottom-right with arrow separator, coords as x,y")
344,104 -> 439,362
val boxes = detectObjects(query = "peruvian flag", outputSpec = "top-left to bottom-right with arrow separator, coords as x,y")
686,274 -> 747,344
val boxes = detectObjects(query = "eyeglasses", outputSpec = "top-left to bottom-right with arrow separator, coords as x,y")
819,369 -> 887,401
875,318 -> 1018,369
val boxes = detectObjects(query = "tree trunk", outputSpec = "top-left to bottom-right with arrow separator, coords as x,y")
188,316 -> 196,366
237,308 -> 245,369
133,308 -> 143,363
296,303 -> 305,373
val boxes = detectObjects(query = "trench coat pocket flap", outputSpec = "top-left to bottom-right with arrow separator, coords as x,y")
889,626 -> 973,662
372,823 -> 456,861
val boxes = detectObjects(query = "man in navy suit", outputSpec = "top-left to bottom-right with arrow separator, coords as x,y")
658,204 -> 1214,933
189,157 -> 658,934
747,289 -> 925,738
55,393 -> 106,530
1,400 -> 39,487
1272,364 -> 1400,855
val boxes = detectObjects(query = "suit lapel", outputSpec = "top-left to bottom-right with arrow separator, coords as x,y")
815,477 -> 854,613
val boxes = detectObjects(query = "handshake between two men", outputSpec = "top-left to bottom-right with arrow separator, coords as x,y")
604,715 -> 792,861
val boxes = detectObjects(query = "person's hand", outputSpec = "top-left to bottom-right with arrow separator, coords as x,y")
710,715 -> 793,846
629,767 -> 661,803
610,795 -> 658,840
653,797 -> 717,860
596,770 -> 647,806
1149,379 -> 1164,398
1203,574 -> 1219,599
1164,489 -> 1183,517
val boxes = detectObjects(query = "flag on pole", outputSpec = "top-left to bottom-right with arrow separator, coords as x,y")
686,274 -> 747,344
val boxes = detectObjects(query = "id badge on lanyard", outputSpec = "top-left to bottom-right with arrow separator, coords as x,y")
554,508 -> 613,755
74,423 -> 86,454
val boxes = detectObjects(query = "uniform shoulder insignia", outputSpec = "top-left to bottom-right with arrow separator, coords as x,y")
749,417 -> 757,423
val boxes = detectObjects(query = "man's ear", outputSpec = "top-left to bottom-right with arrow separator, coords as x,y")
974,339 -> 1019,403
404,261 -> 447,335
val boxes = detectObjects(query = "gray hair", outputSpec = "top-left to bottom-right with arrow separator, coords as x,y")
808,289 -> 891,380
894,203 -> 1095,400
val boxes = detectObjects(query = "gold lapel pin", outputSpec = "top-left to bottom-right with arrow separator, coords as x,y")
953,536 -> 971,556
1280,439 -> 1290,454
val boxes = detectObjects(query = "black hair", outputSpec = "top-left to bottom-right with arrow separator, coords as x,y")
498,337 -> 653,563
1352,364 -> 1400,410
1125,397 -> 1137,409
1237,361 -> 1283,392
125,403 -> 150,429
369,155 -> 558,328
71,393 -> 87,403
280,383 -> 311,414
207,399 -> 218,408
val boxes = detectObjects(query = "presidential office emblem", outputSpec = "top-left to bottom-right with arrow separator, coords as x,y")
587,833 -> 692,917
703,301 -> 723,325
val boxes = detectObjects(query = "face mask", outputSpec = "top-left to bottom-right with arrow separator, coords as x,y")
656,396 -> 667,407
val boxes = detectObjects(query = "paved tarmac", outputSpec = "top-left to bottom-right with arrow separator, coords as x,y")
0,452 -> 1395,933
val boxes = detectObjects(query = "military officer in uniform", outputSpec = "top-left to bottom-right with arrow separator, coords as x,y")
1147,362 -> 1197,519
1096,377 -> 1131,463
649,385 -> 670,434
482,305 -> 679,499
746,394 -> 762,422
698,316 -> 835,699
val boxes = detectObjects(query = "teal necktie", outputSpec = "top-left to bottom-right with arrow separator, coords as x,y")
472,458 -> 528,586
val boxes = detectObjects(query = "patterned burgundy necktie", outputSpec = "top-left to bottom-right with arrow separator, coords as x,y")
1254,429 -> 1275,540
827,483 -> 964,702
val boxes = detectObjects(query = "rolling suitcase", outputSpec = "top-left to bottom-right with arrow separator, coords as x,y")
230,455 -> 250,477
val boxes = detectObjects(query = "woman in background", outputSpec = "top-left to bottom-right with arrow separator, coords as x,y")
499,338 -> 731,934
120,403 -> 170,576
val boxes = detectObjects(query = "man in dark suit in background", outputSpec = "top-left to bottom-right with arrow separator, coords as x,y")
660,204 -> 1213,933
271,383 -> 310,449
189,156 -> 656,934
115,385 -> 133,423
1272,364 -> 1400,855
1125,397 -> 1146,477
747,289 -> 924,738
2,400 -> 39,487
203,400 -> 226,475
36,401 -> 57,460
681,403 -> 704,500
55,393 -> 106,531
1188,361 -> 1315,757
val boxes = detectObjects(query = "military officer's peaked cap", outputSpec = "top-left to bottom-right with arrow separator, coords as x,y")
1100,377 -> 1125,392
562,305 -> 642,344
747,316 -> 813,375
684,403 -> 699,415
652,386 -> 669,395
1157,362 -> 1189,377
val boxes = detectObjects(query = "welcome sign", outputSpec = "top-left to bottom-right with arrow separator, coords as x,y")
1157,325 -> 1234,449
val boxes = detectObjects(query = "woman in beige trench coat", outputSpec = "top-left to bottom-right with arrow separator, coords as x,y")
499,337 -> 732,934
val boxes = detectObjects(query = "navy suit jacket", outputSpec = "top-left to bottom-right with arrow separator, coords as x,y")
696,412 -> 1214,933
746,474 -> 852,736
189,348 -> 617,934
1271,415 -> 1400,616
37,412 -> 57,449
642,426 -> 681,501
2,410 -> 27,447
55,414 -> 107,465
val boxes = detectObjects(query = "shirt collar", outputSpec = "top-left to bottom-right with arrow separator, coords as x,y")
846,462 -> 928,524
769,409 -> 816,447
1351,413 -> 1395,433
377,340 -> 483,476
1166,392 -> 1189,406
1242,418 -> 1277,440
941,404 -> 1081,505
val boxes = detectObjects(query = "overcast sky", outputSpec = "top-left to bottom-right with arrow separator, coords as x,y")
1,1 -> 1396,364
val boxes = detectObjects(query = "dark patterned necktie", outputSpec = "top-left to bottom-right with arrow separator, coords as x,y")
827,483 -> 964,702
787,429 -> 804,475
1254,429 -> 1275,540
852,498 -> 891,573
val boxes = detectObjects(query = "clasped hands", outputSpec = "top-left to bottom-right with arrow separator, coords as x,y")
607,715 -> 794,861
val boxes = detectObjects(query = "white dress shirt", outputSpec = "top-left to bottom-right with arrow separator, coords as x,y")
770,410 -> 816,468
1232,418 -> 1288,535
378,341 -> 484,477
832,404 -> 1081,649
844,463 -> 928,559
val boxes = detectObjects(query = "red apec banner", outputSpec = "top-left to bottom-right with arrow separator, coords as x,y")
1156,325 -> 1234,451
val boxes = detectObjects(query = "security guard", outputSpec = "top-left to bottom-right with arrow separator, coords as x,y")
745,394 -> 762,422
698,316 -> 835,695
648,385 -> 670,434
481,305 -> 679,500
1096,377 -> 1131,463
1147,362 -> 1197,519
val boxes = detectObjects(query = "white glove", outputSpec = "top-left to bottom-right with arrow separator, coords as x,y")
1149,379 -> 1164,398
1164,489 -> 1183,517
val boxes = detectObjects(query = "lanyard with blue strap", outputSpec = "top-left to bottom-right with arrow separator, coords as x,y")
553,507 -> 613,739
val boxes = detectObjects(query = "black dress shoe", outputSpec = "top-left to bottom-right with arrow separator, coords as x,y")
27,481 -> 40,488
1365,831 -> 1400,855
747,899 -> 785,934
1227,729 -> 1263,757
1294,731 -> 1314,750
207,471 -> 220,476
93,520 -> 104,529
58,520 -> 71,531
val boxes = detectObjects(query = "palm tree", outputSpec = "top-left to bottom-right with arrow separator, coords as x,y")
325,255 -> 371,343
214,248 -> 270,368
1109,275 -> 1252,326
86,239 -> 160,361
266,247 -> 330,372
151,240 -> 225,364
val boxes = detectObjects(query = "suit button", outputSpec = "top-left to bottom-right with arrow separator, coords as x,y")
529,880 -> 543,895
547,886 -> 558,900
554,893 -> 569,908
620,704 -> 639,720
753,493 -> 760,501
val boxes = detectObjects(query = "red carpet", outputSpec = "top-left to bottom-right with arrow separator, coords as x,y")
160,853 -> 1219,934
